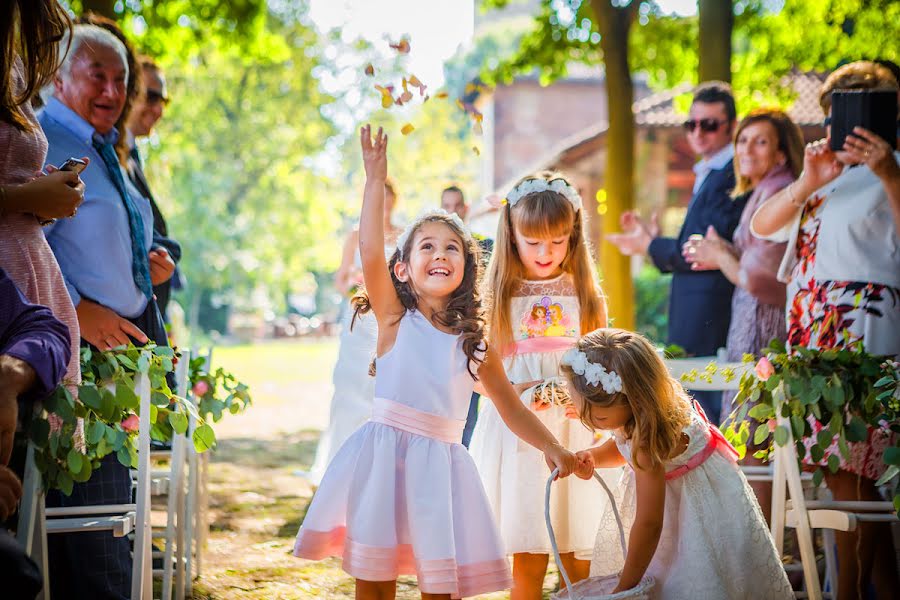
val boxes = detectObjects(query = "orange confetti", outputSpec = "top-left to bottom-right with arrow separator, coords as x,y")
465,83 -> 477,94
389,38 -> 411,54
473,146 -> 480,156
402,78 -> 409,92
364,63 -> 375,77
401,123 -> 415,135
473,111 -> 484,123
435,91 -> 449,99
408,75 -> 423,88
400,90 -> 413,103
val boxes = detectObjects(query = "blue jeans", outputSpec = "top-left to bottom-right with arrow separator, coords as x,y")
462,392 -> 480,448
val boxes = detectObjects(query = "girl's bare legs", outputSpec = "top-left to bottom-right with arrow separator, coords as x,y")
558,552 -> 590,588
512,553 -> 548,599
824,470 -> 899,600
421,594 -> 451,600
356,579 -> 397,600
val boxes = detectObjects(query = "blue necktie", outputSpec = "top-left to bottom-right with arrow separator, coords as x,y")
93,138 -> 153,300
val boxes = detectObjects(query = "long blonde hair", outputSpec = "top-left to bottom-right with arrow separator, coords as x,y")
561,328 -> 692,470
485,171 -> 606,349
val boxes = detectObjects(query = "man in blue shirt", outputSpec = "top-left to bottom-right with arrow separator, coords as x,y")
39,24 -> 175,600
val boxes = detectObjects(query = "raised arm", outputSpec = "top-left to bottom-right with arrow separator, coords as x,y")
478,347 -> 575,477
358,125 -> 403,321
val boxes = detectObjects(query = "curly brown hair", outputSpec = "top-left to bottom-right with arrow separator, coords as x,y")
561,328 -> 692,471
351,213 -> 487,378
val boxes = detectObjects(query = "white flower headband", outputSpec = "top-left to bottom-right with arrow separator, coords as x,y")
396,208 -> 470,258
561,348 -> 623,395
504,178 -> 582,211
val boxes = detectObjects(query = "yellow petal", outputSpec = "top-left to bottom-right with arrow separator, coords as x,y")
401,123 -> 415,135
465,83 -> 477,94
382,94 -> 394,108
473,146 -> 480,156
435,91 -> 449,99
402,78 -> 409,92
408,75 -> 422,88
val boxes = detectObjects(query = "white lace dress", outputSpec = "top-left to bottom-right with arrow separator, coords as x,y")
469,274 -> 617,554
587,411 -> 793,599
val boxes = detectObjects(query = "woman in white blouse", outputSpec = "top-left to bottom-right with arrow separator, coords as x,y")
751,61 -> 899,600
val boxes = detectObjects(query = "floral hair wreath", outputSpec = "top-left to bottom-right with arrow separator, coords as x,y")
396,208 -> 471,259
561,348 -> 623,395
504,178 -> 582,211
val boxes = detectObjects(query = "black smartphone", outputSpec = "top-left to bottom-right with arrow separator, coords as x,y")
829,90 -> 898,151
58,157 -> 88,175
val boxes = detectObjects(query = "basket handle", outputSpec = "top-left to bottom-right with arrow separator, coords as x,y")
545,469 -> 627,599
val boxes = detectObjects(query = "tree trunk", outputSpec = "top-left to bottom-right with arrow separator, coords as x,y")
590,0 -> 638,331
80,0 -> 117,19
698,0 -> 733,82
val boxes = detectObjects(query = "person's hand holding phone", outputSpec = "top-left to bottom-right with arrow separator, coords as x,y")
798,138 -> 844,193
843,126 -> 900,183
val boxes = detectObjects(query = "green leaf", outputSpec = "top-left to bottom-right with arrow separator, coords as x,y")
116,355 -> 137,370
137,354 -> 150,373
79,386 -> 102,410
116,381 -> 140,409
846,416 -> 868,443
30,419 -> 50,447
816,429 -> 834,449
837,436 -> 851,461
827,454 -> 841,474
753,424 -> 770,445
151,391 -> 171,407
810,443 -> 825,463
66,448 -> 83,474
874,376 -> 894,388
168,411 -> 189,434
774,425 -> 789,446
748,404 -> 775,421
116,446 -> 134,468
87,421 -> 106,444
192,423 -> 216,452
790,415 -> 805,439
72,457 -> 93,483
812,468 -> 824,488
57,471 -> 73,496
894,495 -> 900,515
884,447 -> 900,466
765,374 -> 782,391
875,464 -> 899,487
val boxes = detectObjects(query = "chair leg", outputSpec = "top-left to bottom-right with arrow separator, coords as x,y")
822,528 -> 838,598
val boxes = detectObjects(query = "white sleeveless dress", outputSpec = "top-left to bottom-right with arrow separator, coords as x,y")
587,410 -> 793,599
294,310 -> 513,597
308,247 -> 388,485
469,274 -> 616,555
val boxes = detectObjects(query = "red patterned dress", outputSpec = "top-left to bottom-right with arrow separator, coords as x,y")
787,177 -> 900,480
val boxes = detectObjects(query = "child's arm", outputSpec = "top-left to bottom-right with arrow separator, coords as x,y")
358,125 -> 403,322
478,348 -> 575,477
614,450 -> 666,593
573,439 -> 625,479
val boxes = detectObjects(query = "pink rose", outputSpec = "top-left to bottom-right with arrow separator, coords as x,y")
755,356 -> 775,381
192,380 -> 210,396
767,419 -> 777,432
121,414 -> 140,432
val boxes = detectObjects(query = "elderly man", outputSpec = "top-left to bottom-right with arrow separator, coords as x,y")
607,82 -> 745,419
39,24 -> 174,599
126,56 -> 183,322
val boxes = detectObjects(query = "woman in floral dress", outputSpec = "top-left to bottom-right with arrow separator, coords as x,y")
751,61 -> 899,599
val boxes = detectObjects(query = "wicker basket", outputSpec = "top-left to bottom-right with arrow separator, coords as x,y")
545,470 -> 655,600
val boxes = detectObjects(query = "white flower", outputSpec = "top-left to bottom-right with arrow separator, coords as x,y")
505,177 -> 582,211
396,208 -> 470,258
561,348 -> 622,394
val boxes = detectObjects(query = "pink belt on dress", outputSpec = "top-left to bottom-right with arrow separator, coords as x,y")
370,397 -> 465,444
665,400 -> 740,481
503,336 -> 575,357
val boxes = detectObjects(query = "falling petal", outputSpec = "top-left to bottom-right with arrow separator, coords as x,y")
473,146 -> 480,156
435,91 -> 449,99
423,95 -> 430,102
401,123 -> 415,135
389,38 -> 411,54
408,75 -> 423,88
402,78 -> 409,92
473,110 -> 484,122
400,90 -> 413,103
364,64 -> 375,77
419,84 -> 427,97
465,83 -> 477,94
455,98 -> 465,110
382,94 -> 394,108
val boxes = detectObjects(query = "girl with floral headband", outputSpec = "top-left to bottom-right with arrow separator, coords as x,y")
564,328 -> 792,599
294,127 -> 577,600
468,171 -> 616,597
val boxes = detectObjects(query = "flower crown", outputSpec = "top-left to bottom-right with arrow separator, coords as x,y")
561,348 -> 623,395
504,178 -> 582,211
396,208 -> 470,258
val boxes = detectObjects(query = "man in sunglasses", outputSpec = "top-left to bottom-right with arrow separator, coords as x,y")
126,57 -> 183,323
607,81 -> 746,419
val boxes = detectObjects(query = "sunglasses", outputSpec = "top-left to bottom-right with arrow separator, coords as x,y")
145,89 -> 169,106
682,118 -> 726,133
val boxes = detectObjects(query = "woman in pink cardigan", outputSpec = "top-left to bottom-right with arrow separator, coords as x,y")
682,108 -> 803,520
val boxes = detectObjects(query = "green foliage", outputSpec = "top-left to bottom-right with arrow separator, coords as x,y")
717,342 -> 900,513
633,265 -> 670,344
188,355 -> 252,422
29,345 -> 215,494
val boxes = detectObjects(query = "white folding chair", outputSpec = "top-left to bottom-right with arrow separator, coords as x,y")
770,388 -> 899,600
183,347 -> 212,596
18,372 -> 152,600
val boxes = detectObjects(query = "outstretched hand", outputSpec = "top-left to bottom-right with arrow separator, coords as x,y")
360,124 -> 388,181
544,442 -> 576,479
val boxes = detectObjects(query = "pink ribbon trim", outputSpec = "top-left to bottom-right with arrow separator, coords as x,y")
370,397 -> 465,444
503,336 -> 576,357
665,401 -> 739,481
294,527 -> 512,595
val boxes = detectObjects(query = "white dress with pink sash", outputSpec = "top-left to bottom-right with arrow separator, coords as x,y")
469,274 -> 616,555
586,407 -> 793,599
293,310 -> 512,597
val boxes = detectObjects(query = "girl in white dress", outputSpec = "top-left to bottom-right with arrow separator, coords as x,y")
468,172 -> 616,597
564,328 -> 793,599
294,126 -> 576,600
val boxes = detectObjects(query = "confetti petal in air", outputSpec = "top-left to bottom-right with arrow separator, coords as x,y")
401,123 -> 415,135
455,98 -> 465,110
400,90 -> 413,103
473,121 -> 483,135
389,38 -> 411,54
408,75 -> 423,88
473,146 -> 480,156
364,64 -> 375,77
435,91 -> 449,99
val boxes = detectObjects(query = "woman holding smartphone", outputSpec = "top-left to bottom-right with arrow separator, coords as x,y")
0,0 -> 87,391
752,60 -> 900,600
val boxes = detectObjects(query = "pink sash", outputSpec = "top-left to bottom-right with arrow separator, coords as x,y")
503,336 -> 575,357
370,397 -> 465,444
665,400 -> 739,481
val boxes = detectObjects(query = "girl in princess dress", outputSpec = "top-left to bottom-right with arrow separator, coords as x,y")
566,328 -> 793,599
293,126 -> 576,600
469,172 -> 617,598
